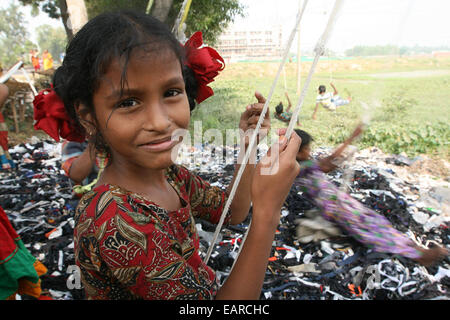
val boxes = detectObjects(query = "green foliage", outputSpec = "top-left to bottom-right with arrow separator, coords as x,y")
0,3 -> 36,68
360,122 -> 449,156
372,87 -> 419,123
168,0 -> 245,45
346,45 -> 400,57
189,58 -> 450,159
17,0 -> 61,19
36,24 -> 68,61
84,0 -> 148,18
345,44 -> 450,57
18,0 -> 75,40
84,0 -> 244,45
190,85 -> 243,137
19,0 -> 244,46
381,87 -> 418,113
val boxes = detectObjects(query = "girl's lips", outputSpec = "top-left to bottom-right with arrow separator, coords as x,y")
138,138 -> 179,152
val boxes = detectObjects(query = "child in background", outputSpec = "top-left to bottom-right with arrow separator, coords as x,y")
0,206 -> 48,300
293,124 -> 448,266
0,84 -> 45,299
42,50 -> 53,71
312,82 -> 352,119
30,49 -> 41,72
274,91 -> 300,126
0,83 -> 15,170
61,140 -> 102,195
36,10 -> 301,300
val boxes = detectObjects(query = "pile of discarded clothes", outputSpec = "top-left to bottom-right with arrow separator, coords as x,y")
0,139 -> 83,300
188,145 -> 450,300
1,139 -> 449,300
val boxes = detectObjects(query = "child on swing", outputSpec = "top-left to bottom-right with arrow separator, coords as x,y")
274,91 -> 300,126
312,82 -> 352,120
34,10 -> 301,300
293,124 -> 448,266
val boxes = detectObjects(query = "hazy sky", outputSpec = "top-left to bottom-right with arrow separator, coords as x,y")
235,0 -> 450,53
3,0 -> 450,53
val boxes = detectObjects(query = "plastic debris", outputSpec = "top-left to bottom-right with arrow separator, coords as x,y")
197,145 -> 449,300
1,140 -> 449,300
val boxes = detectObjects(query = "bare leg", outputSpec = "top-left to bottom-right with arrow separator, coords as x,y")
414,246 -> 449,267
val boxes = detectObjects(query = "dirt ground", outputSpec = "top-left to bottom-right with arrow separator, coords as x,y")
409,156 -> 450,180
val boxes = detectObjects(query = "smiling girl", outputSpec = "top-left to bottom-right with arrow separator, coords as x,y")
35,11 -> 301,300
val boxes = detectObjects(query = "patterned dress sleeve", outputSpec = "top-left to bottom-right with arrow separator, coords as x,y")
170,165 -> 231,225
74,185 -> 219,300
293,160 -> 321,193
294,160 -> 317,181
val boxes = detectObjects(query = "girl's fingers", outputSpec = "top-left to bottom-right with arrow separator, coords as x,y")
276,128 -> 287,136
264,135 -> 288,160
246,103 -> 268,117
244,106 -> 269,126
282,132 -> 301,157
254,91 -> 266,104
247,114 -> 261,125
247,119 -> 270,131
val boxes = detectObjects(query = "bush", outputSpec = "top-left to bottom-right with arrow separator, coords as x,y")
359,122 -> 449,156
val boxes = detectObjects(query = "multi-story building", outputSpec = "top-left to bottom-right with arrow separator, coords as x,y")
216,25 -> 284,63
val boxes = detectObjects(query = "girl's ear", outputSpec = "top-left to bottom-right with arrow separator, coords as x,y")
75,103 -> 96,136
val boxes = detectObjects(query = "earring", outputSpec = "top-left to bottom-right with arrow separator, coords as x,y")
86,128 -> 94,138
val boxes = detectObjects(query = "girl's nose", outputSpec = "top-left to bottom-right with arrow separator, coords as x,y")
141,100 -> 171,132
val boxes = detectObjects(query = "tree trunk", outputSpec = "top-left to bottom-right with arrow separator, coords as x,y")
152,0 -> 174,22
59,0 -> 89,41
59,0 -> 74,41
66,0 -> 89,35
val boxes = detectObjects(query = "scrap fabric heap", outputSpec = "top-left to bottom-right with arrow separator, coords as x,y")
0,139 -> 83,300
189,145 -> 450,300
0,139 -> 449,300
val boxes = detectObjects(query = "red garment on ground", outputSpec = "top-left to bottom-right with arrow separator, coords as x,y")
0,206 -> 19,262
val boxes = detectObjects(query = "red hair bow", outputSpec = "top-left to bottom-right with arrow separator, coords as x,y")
184,31 -> 225,103
33,88 -> 85,142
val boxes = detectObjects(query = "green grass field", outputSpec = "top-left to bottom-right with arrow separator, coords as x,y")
191,55 -> 450,159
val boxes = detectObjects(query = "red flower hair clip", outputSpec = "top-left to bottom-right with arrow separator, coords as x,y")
184,31 -> 225,104
33,87 -> 85,142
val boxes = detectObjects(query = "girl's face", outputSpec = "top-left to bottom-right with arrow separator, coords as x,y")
87,47 -> 190,171
296,143 -> 311,162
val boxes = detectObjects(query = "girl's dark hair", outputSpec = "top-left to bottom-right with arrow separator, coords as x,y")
275,103 -> 283,114
294,129 -> 313,151
318,85 -> 326,94
52,10 -> 198,155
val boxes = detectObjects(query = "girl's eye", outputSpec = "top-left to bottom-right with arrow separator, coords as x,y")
164,89 -> 181,98
117,98 -> 139,109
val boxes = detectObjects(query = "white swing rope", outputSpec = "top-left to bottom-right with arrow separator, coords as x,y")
204,0 -> 310,264
284,0 -> 345,140
20,68 -> 38,97
339,101 -> 373,193
228,0 -> 347,272
336,1 -> 416,191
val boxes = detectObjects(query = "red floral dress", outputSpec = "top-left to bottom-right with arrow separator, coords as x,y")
74,165 -> 231,300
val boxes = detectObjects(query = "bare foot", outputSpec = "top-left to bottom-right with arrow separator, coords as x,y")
414,246 -> 449,267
